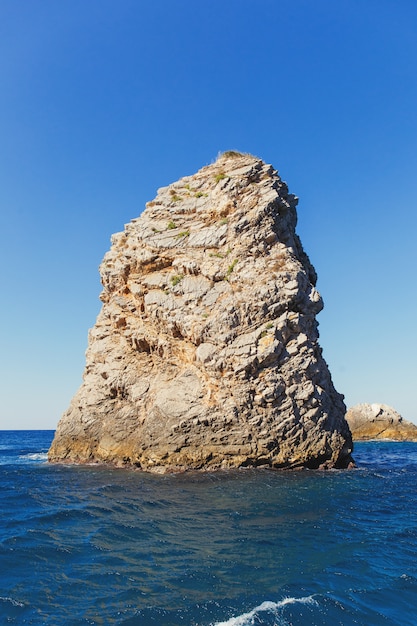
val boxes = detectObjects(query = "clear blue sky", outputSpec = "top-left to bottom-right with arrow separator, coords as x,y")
1,0 -> 416,429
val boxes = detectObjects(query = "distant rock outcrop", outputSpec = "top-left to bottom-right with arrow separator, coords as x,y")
346,403 -> 417,441
49,152 -> 353,471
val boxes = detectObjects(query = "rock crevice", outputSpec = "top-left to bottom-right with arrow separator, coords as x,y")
49,152 -> 353,471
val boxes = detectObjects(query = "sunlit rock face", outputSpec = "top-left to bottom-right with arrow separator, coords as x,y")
346,403 -> 417,441
49,152 -> 353,471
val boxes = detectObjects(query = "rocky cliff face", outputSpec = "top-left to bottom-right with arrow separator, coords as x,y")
346,403 -> 417,441
49,152 -> 353,471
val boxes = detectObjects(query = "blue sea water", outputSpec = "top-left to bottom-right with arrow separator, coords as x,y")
1,431 -> 417,625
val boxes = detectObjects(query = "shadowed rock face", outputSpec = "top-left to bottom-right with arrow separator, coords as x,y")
346,403 -> 417,441
49,152 -> 353,471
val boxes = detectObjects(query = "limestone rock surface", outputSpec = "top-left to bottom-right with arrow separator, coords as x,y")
49,152 -> 353,471
346,403 -> 417,441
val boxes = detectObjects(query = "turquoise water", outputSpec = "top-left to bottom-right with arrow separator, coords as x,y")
0,431 -> 416,625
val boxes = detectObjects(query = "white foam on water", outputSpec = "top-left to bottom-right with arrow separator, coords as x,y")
213,596 -> 318,626
19,453 -> 48,462
0,596 -> 25,607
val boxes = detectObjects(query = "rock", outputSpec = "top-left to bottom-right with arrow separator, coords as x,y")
346,403 -> 417,441
48,151 -> 353,471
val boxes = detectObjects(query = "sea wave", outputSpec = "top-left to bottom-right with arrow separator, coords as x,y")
213,596 -> 318,626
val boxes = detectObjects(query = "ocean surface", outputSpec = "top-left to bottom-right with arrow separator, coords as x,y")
1,431 -> 416,625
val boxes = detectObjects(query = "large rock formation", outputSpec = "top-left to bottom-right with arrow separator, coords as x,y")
49,152 -> 353,471
346,403 -> 417,441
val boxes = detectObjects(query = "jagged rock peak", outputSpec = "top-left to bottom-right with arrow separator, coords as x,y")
346,403 -> 417,441
49,151 -> 353,471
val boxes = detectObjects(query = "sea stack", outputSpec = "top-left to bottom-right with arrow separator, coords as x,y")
49,152 -> 353,471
